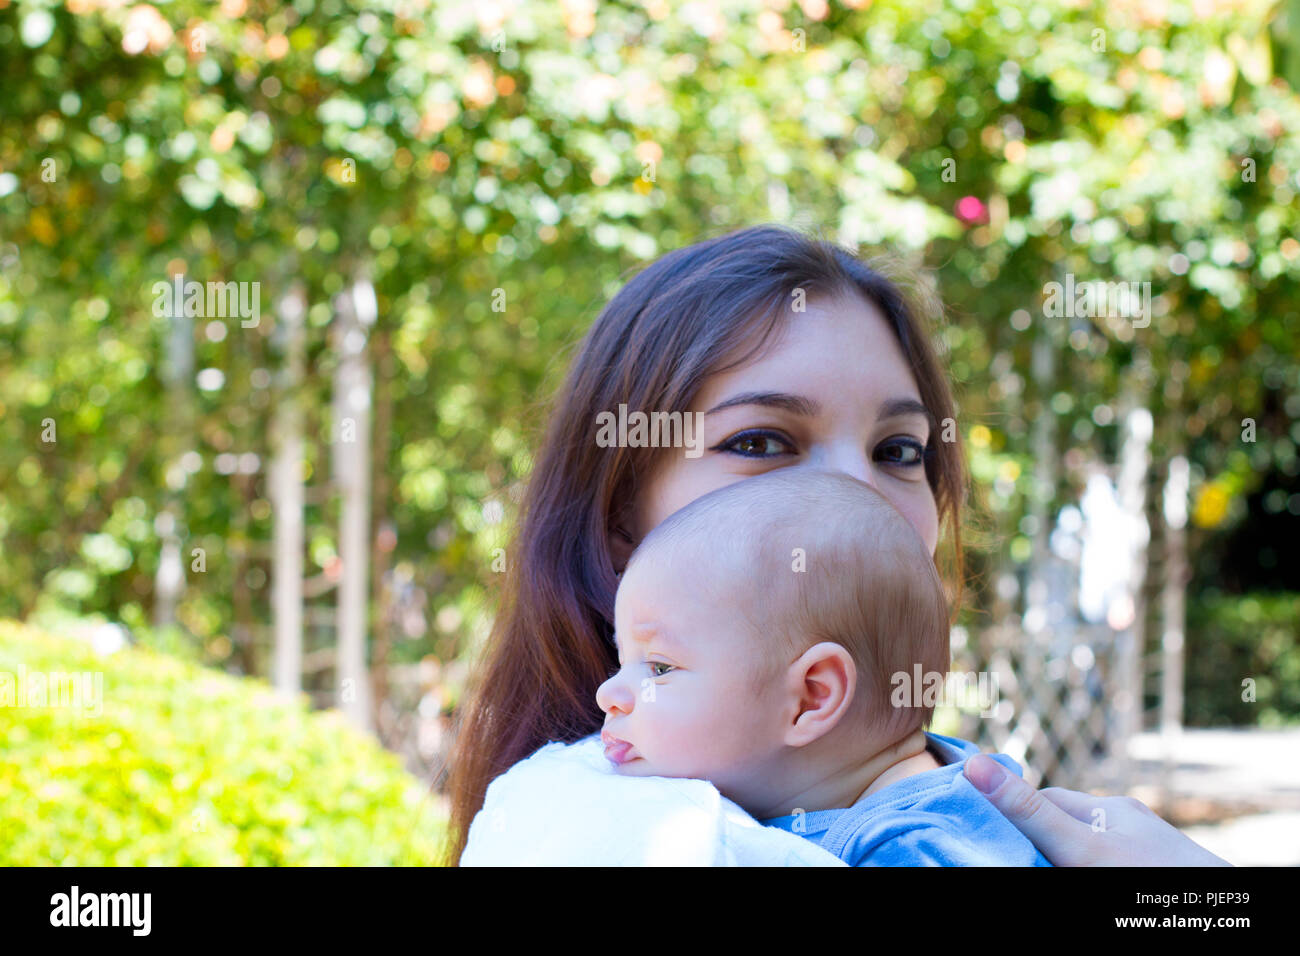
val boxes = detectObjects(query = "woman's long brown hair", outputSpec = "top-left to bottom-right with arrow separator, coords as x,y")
443,224 -> 966,863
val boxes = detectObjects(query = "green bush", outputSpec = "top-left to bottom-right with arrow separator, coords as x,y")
1184,592 -> 1300,729
0,619 -> 447,865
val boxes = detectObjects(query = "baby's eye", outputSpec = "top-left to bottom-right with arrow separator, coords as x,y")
649,662 -> 675,678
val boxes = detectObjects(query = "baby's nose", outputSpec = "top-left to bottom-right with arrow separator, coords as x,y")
596,670 -> 635,716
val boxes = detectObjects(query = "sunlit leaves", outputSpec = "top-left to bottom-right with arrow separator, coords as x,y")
0,621 -> 447,865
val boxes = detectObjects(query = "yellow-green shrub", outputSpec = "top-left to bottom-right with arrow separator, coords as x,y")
0,620 -> 447,865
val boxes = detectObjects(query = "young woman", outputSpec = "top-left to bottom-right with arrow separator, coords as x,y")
445,224 -> 1229,866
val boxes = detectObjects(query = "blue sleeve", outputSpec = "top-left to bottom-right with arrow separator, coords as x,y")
863,824 -> 1004,866
849,817 -> 1054,867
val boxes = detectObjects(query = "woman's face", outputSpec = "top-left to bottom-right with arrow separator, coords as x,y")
616,290 -> 940,564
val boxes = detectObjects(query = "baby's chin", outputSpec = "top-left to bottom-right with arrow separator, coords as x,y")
611,757 -> 716,785
610,754 -> 695,780
609,756 -> 654,776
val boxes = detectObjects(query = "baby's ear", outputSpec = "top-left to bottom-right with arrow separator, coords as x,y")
784,642 -> 856,746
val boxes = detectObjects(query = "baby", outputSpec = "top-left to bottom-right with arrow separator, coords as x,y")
596,469 -> 1051,866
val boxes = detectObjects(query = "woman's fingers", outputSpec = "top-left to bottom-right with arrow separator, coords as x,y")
965,754 -> 1234,866
963,754 -> 1088,865
1038,785 -> 1114,823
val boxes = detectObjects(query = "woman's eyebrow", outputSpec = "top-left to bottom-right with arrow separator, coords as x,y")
704,391 -> 932,426
704,391 -> 821,417
879,397 -> 934,426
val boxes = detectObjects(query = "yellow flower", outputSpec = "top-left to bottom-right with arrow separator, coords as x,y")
29,209 -> 58,246
1193,483 -> 1230,528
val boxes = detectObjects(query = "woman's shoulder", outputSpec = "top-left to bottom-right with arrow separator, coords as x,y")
460,732 -> 846,865
510,733 -> 603,773
460,731 -> 695,864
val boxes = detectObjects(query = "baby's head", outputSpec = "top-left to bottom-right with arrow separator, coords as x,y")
596,469 -> 949,813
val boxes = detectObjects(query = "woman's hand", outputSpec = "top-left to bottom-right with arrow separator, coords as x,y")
963,754 -> 1232,866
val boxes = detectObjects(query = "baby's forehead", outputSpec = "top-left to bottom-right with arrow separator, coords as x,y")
626,475 -> 916,599
627,524 -> 754,589
619,541 -> 756,619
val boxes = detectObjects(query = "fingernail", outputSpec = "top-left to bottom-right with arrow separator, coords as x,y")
965,754 -> 1008,794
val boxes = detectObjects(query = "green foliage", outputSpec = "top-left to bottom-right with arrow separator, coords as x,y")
1183,592 -> 1300,727
0,619 -> 447,865
0,0 -> 1297,729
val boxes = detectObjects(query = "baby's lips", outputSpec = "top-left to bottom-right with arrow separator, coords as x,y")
601,729 -> 636,765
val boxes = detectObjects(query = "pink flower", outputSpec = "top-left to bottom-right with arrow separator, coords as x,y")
955,196 -> 988,225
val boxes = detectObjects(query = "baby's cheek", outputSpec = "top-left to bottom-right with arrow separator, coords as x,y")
651,708 -> 714,773
711,705 -> 773,768
658,715 -> 701,762
678,705 -> 745,772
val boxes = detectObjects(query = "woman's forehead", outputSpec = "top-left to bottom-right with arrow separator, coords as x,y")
693,299 -> 924,413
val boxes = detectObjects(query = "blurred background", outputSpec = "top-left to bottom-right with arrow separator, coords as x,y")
1,0 -> 1298,865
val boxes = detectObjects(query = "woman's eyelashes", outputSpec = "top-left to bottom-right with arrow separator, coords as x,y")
710,428 -> 930,473
873,436 -> 930,470
709,428 -> 793,458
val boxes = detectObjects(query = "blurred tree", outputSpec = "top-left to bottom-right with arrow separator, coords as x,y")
1,0 -> 1296,760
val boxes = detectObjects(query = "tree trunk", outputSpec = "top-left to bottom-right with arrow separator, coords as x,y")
369,322 -> 396,740
154,273 -> 193,629
231,471 -> 257,675
332,272 -> 376,733
1114,382 -> 1154,788
271,283 -> 307,697
1159,454 -> 1189,787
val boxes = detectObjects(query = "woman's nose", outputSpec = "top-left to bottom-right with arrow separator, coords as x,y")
810,445 -> 877,489
596,669 -> 635,716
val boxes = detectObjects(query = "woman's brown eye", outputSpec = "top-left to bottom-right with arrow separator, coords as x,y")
713,430 -> 792,458
875,438 -> 927,466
